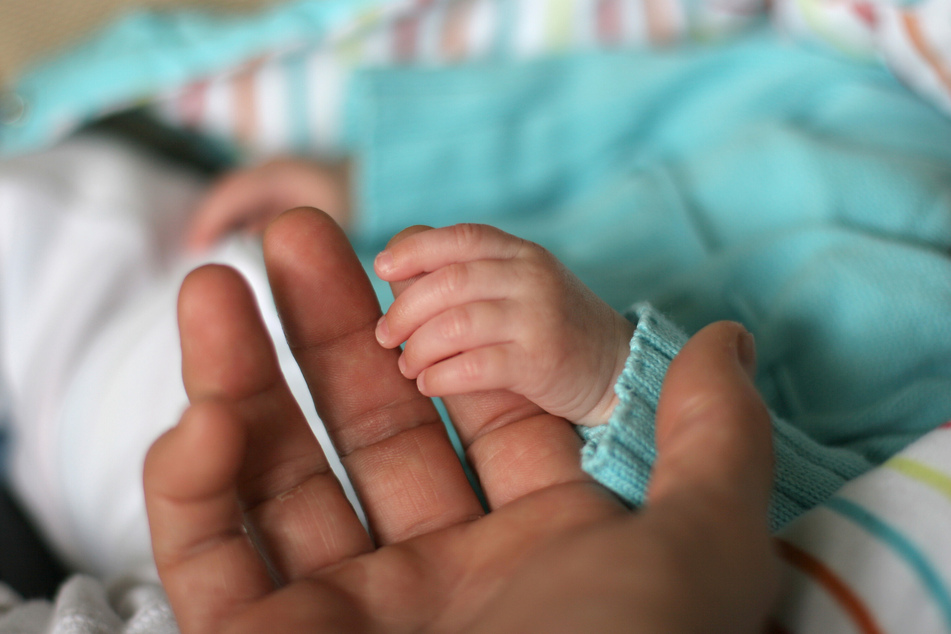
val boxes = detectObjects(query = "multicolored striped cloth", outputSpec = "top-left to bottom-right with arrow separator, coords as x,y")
774,423 -> 951,633
147,0 -> 951,158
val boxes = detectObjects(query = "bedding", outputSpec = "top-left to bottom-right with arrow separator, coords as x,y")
5,0 -> 951,158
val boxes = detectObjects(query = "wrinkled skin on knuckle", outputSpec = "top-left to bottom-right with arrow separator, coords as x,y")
459,353 -> 488,384
439,263 -> 469,298
442,306 -> 472,343
451,223 -> 487,253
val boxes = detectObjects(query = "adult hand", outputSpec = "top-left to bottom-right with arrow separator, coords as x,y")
144,208 -> 778,633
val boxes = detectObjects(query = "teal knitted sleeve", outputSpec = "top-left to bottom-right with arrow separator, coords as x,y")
580,304 -> 874,531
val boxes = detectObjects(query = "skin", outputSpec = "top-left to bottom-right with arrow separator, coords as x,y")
144,207 -> 778,633
374,223 -> 635,427
186,157 -> 351,251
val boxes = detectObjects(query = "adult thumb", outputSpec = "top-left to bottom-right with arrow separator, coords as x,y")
648,321 -> 774,527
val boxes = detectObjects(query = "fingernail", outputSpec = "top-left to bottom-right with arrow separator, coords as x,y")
376,316 -> 389,345
737,330 -> 757,379
398,352 -> 407,375
375,250 -> 393,273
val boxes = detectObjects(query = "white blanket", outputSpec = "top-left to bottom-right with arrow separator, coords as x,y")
0,134 -> 357,581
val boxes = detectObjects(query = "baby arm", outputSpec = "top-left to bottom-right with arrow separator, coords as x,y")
186,157 -> 350,250
374,224 -> 635,427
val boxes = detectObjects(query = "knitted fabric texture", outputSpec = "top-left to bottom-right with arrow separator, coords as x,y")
581,303 -> 873,530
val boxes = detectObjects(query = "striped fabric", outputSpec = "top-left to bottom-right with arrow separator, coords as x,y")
150,0 -> 951,159
773,0 -> 951,114
151,0 -> 756,156
773,422 -> 951,634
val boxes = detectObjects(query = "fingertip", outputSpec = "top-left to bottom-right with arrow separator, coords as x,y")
385,224 -> 434,250
660,321 -> 759,411
397,351 -> 408,376
177,264 -> 282,401
375,315 -> 392,347
178,265 -> 249,333
262,207 -> 387,367
373,250 -> 394,278
737,328 -> 757,379
676,320 -> 757,375
650,321 -> 772,514
375,226 -> 434,281
177,264 -> 254,336
262,206 -> 356,282
263,206 -> 341,253
180,261 -> 239,287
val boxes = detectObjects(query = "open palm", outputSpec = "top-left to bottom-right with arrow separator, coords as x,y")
144,209 -> 777,633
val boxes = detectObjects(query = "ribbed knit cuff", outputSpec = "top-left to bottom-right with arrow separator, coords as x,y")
580,304 -> 873,530
579,303 -> 685,510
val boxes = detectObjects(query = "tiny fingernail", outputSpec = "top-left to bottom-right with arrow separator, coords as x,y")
737,330 -> 757,378
376,316 -> 389,344
398,352 -> 407,375
416,371 -> 427,394
375,250 -> 393,273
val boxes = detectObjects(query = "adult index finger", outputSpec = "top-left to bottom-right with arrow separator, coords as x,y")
263,208 -> 484,545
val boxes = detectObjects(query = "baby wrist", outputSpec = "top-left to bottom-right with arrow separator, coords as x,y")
574,313 -> 636,427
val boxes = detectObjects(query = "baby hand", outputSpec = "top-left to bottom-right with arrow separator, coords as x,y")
374,224 -> 635,426
186,156 -> 350,251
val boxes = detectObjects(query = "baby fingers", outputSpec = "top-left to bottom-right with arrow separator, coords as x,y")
415,343 -> 527,397
374,223 -> 533,282
377,259 -> 532,348
399,300 -> 516,379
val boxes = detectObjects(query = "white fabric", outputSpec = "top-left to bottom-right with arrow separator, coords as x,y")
0,134 -> 359,580
774,425 -> 951,633
0,576 -> 176,633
